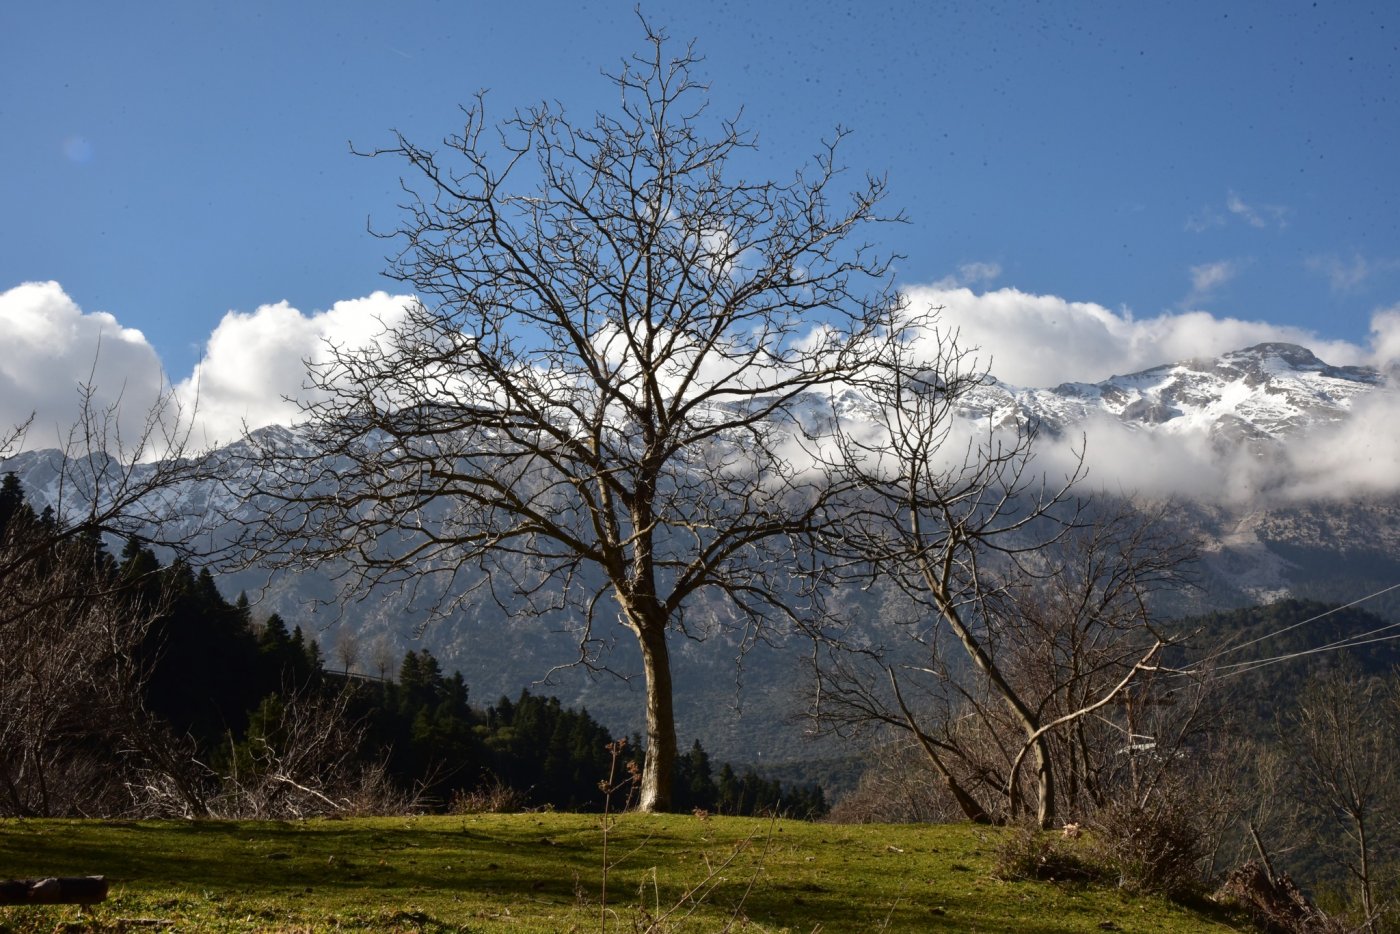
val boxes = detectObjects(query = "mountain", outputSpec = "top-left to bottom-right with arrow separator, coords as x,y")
961,342 -> 1384,443
3,341 -> 1397,766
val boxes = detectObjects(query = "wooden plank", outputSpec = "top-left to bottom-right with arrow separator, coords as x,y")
0,876 -> 108,905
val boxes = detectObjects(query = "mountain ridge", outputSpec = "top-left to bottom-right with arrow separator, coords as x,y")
963,341 -> 1387,444
4,340 -> 1398,762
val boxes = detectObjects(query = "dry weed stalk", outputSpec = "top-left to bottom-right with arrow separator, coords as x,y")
593,738 -> 773,932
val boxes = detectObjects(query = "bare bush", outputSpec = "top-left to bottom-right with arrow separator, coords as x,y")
827,741 -> 962,824
1216,861 -> 1345,934
0,528 -> 159,816
212,687 -> 414,820
450,776 -> 529,815
1088,783 -> 1208,899
994,822 -> 1101,884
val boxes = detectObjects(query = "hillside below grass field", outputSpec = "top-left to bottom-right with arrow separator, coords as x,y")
0,815 -> 1244,933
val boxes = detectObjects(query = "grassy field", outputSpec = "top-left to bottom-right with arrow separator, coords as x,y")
0,813 -> 1246,932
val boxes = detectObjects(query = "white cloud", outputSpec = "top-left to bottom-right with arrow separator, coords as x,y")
1184,206 -> 1226,233
1309,253 -> 1369,291
0,283 -> 416,456
1186,260 -> 1238,304
931,261 -> 1003,289
1033,413 -> 1263,502
1188,192 -> 1288,232
174,292 -> 413,446
0,281 -> 169,454
1189,260 -> 1236,295
900,283 -> 1364,387
895,284 -> 1400,504
1368,306 -> 1400,367
1226,190 -> 1288,230
1306,252 -> 1400,293
1275,387 -> 1400,500
8,280 -> 1400,504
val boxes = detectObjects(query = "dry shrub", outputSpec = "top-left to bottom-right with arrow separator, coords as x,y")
450,776 -> 528,814
1215,861 -> 1344,934
336,759 -> 424,817
994,822 -> 1102,883
1089,791 -> 1206,899
826,742 -> 965,824
211,688 -> 420,820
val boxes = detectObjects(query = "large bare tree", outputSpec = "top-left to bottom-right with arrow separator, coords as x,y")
240,28 -> 900,811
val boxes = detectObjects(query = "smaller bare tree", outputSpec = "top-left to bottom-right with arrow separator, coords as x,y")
370,635 -> 397,681
0,528 -> 150,815
806,324 -> 1194,828
334,630 -> 362,675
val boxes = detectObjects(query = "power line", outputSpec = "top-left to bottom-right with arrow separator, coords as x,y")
1204,627 -> 1400,681
1207,581 -> 1400,661
1167,580 -> 1400,681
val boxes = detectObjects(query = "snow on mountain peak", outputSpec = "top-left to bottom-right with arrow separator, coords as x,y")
967,341 -> 1387,445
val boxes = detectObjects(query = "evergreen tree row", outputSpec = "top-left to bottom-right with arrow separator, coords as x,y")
350,649 -> 826,818
0,471 -> 828,819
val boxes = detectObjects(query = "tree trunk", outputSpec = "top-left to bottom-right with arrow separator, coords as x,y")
1356,812 -> 1376,934
634,618 -> 676,813
888,666 -> 991,824
931,590 -> 1052,826
1034,735 -> 1055,829
0,876 -> 108,905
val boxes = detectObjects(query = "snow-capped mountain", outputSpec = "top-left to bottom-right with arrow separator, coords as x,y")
961,342 -> 1385,443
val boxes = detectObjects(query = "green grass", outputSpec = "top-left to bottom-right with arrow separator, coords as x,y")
0,814 -> 1245,932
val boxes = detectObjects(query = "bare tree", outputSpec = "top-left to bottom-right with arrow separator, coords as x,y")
0,377 -> 215,816
334,629 -> 361,676
370,635 -> 396,681
0,376 -> 212,612
237,26 -> 901,811
805,326 -> 1193,828
0,525 -> 149,815
1277,664 -> 1399,932
0,416 -> 33,463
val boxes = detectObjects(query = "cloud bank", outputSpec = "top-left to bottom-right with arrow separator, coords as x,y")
0,281 -> 169,454
898,282 -> 1400,503
0,282 -> 412,457
3,280 -> 1399,503
900,283 -> 1376,388
173,292 -> 412,447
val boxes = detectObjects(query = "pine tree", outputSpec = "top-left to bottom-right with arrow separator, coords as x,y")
0,472 -> 26,540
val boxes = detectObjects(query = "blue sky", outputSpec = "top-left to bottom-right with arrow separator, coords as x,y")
3,1 -> 1400,447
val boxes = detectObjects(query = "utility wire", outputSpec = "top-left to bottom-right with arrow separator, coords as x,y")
1206,581 -> 1400,661
1203,627 -> 1400,681
1167,580 -> 1400,681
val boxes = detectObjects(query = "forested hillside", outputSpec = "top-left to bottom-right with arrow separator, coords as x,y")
0,473 -> 825,821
